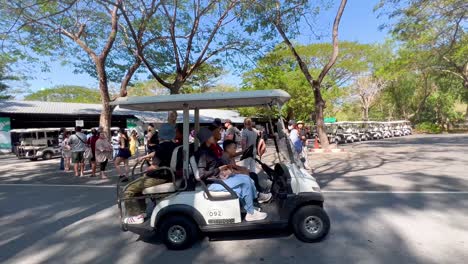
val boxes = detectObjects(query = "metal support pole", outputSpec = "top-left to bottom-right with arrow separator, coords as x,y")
194,108 -> 200,151
183,104 -> 190,179
267,104 -> 282,162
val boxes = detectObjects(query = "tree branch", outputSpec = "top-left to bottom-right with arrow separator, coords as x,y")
117,0 -> 172,88
317,0 -> 347,85
99,2 -> 119,60
190,1 -> 237,74
273,1 -> 314,87
162,0 -> 182,73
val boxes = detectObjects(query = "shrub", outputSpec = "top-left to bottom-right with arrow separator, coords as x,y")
415,122 -> 442,134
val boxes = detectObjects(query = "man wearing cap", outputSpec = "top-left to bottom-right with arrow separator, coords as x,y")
124,123 -> 179,225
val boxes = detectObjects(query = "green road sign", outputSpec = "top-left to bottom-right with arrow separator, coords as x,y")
324,117 -> 336,123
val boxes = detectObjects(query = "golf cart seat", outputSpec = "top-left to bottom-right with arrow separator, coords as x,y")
189,156 -> 237,200
142,146 -> 184,195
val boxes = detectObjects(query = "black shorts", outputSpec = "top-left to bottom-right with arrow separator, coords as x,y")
117,148 -> 131,159
72,152 -> 84,163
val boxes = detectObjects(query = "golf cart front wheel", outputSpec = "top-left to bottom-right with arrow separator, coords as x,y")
160,216 -> 198,250
42,152 -> 53,160
292,205 -> 330,242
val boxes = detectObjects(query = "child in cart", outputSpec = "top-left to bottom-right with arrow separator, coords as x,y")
220,140 -> 271,195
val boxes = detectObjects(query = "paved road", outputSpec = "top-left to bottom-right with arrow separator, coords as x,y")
1,134 -> 467,264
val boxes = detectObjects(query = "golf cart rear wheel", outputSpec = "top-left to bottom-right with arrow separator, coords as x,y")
160,216 -> 198,250
292,205 -> 330,242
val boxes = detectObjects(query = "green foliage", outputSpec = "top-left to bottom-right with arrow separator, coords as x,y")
243,42 -> 383,121
0,57 -> 19,99
127,80 -> 169,97
415,122 -> 442,134
377,0 -> 467,94
24,86 -> 101,103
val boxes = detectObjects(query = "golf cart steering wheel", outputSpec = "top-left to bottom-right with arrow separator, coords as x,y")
240,145 -> 254,161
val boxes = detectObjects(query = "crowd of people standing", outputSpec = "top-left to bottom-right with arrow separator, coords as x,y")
57,117 -> 310,182
58,126 -> 142,179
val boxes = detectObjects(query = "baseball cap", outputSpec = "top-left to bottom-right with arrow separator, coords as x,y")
212,118 -> 222,128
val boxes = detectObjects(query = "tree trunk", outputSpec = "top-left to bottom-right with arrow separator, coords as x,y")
465,80 -> 468,123
362,106 -> 369,121
313,81 -> 330,148
120,58 -> 141,97
465,104 -> 468,123
96,60 -> 112,136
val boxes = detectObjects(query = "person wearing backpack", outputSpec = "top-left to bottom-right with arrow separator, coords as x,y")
68,126 -> 87,177
224,119 -> 241,144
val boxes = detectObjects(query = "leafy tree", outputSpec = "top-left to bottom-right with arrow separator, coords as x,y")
0,0 -> 142,134
127,80 -> 170,97
115,0 -> 256,95
352,76 -> 386,121
128,62 -> 227,96
0,59 -> 17,99
243,42 -> 377,122
240,0 -> 348,148
377,0 -> 468,119
24,85 -> 101,103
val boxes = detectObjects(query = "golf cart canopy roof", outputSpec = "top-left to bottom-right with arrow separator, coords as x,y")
110,89 -> 290,111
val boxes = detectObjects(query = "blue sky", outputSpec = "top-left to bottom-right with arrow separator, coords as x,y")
23,0 -> 389,94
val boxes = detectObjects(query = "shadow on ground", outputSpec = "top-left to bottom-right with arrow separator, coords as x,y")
1,135 -> 468,263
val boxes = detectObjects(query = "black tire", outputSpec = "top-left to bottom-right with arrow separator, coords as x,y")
160,215 -> 198,250
42,152 -> 53,160
292,205 -> 330,243
29,158 -> 38,161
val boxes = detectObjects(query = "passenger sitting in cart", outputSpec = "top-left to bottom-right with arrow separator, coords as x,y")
221,139 -> 271,195
196,127 -> 271,222
123,123 -> 178,225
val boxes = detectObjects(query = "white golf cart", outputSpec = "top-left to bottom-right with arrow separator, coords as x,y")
112,90 -> 330,250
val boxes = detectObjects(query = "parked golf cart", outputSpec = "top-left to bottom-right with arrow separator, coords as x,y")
342,122 -> 359,143
334,122 -> 356,143
112,90 -> 330,250
380,122 -> 392,138
367,122 -> 383,139
347,122 -> 367,141
388,121 -> 403,137
401,120 -> 412,135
